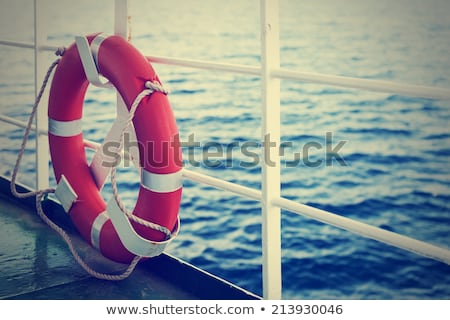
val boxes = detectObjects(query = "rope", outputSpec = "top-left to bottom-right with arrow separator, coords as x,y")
10,55 -> 61,199
35,192 -> 141,281
10,48 -> 142,281
110,81 -> 172,238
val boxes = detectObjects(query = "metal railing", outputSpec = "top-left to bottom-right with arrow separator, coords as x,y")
1,0 -> 450,299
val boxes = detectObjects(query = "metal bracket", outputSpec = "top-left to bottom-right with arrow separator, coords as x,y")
75,36 -> 113,88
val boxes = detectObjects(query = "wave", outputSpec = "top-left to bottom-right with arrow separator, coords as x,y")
344,152 -> 423,164
424,133 -> 450,140
342,127 -> 412,136
172,88 -> 207,95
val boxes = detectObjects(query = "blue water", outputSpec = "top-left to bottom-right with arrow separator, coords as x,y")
1,0 -> 450,299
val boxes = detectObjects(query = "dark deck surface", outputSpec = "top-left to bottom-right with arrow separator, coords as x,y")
0,176 -> 259,300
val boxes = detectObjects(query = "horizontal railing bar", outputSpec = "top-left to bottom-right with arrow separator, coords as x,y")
0,40 -> 261,75
0,39 -> 34,49
3,112 -> 449,265
147,55 -> 450,100
182,168 -> 450,265
0,39 -> 59,52
2,38 -> 449,100
81,140 -> 263,202
272,68 -> 450,100
273,197 -> 450,265
146,55 -> 261,76
0,114 -> 47,135
182,169 -> 262,201
41,44 -> 60,52
181,169 -> 450,265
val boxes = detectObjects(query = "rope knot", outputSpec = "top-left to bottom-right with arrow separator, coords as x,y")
145,80 -> 169,95
55,47 -> 66,57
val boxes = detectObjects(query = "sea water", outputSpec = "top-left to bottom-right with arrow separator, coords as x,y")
0,0 -> 449,299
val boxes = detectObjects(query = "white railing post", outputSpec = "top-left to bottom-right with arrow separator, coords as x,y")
113,0 -> 129,167
115,0 -> 128,39
34,0 -> 50,190
260,0 -> 282,299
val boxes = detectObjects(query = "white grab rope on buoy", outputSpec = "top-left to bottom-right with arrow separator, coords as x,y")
109,80 -> 173,239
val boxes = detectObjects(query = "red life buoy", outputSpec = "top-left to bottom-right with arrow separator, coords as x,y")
48,33 -> 182,264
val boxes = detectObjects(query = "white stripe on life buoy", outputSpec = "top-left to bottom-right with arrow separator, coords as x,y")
48,118 -> 82,137
141,169 -> 183,193
91,211 -> 110,250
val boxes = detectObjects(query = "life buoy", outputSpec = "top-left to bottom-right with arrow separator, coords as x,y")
48,33 -> 182,264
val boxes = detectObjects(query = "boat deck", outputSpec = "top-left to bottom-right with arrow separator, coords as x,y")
0,177 -> 259,300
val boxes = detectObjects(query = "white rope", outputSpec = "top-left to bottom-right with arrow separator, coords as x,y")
110,80 -> 173,238
10,52 -> 62,199
145,80 -> 169,95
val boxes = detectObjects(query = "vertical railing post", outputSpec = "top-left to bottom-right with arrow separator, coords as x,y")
115,0 -> 128,39
260,0 -> 282,299
34,0 -> 50,190
114,0 -> 128,160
